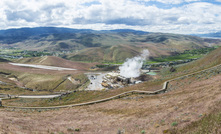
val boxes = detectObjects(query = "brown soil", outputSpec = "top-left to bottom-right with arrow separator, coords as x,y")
0,73 -> 221,133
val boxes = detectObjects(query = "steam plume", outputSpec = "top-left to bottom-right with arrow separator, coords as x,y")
119,49 -> 149,78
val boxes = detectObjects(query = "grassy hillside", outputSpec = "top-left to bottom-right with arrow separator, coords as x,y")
65,45 -> 141,62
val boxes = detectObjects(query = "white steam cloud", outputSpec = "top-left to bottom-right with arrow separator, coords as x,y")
119,49 -> 149,78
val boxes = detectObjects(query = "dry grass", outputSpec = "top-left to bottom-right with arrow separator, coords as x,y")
1,72 -> 221,133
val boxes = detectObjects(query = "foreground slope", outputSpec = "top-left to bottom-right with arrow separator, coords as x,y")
1,65 -> 221,133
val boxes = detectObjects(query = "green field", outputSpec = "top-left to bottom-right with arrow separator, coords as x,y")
147,47 -> 217,64
0,48 -> 52,60
150,54 -> 201,63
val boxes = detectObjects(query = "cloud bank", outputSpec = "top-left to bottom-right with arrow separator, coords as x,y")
0,0 -> 221,34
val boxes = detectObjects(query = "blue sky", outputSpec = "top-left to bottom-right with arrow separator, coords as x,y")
0,0 -> 221,34
141,0 -> 221,9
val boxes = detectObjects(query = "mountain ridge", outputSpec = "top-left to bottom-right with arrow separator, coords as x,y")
193,31 -> 221,38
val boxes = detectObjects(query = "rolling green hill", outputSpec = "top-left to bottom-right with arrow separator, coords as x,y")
64,45 -> 141,62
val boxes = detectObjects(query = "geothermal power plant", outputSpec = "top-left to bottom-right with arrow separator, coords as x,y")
87,49 -> 151,90
101,72 -> 143,89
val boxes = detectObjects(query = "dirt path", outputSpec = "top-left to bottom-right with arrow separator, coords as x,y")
38,56 -> 48,63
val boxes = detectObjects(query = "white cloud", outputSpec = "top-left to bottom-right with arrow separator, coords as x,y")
0,0 -> 221,34
137,0 -> 200,4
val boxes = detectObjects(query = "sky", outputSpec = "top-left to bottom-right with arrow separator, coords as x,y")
0,0 -> 221,34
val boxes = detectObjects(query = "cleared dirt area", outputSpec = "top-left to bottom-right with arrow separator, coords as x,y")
1,73 -> 221,133
9,63 -> 77,71
14,56 -> 97,71
0,63 -> 80,75
0,56 -> 97,76
85,72 -> 107,90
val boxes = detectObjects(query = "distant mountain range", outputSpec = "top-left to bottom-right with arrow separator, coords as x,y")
0,27 -> 148,37
1,26 -> 220,39
0,27 -> 93,37
0,27 -> 221,62
194,31 -> 221,38
0,27 -> 149,44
